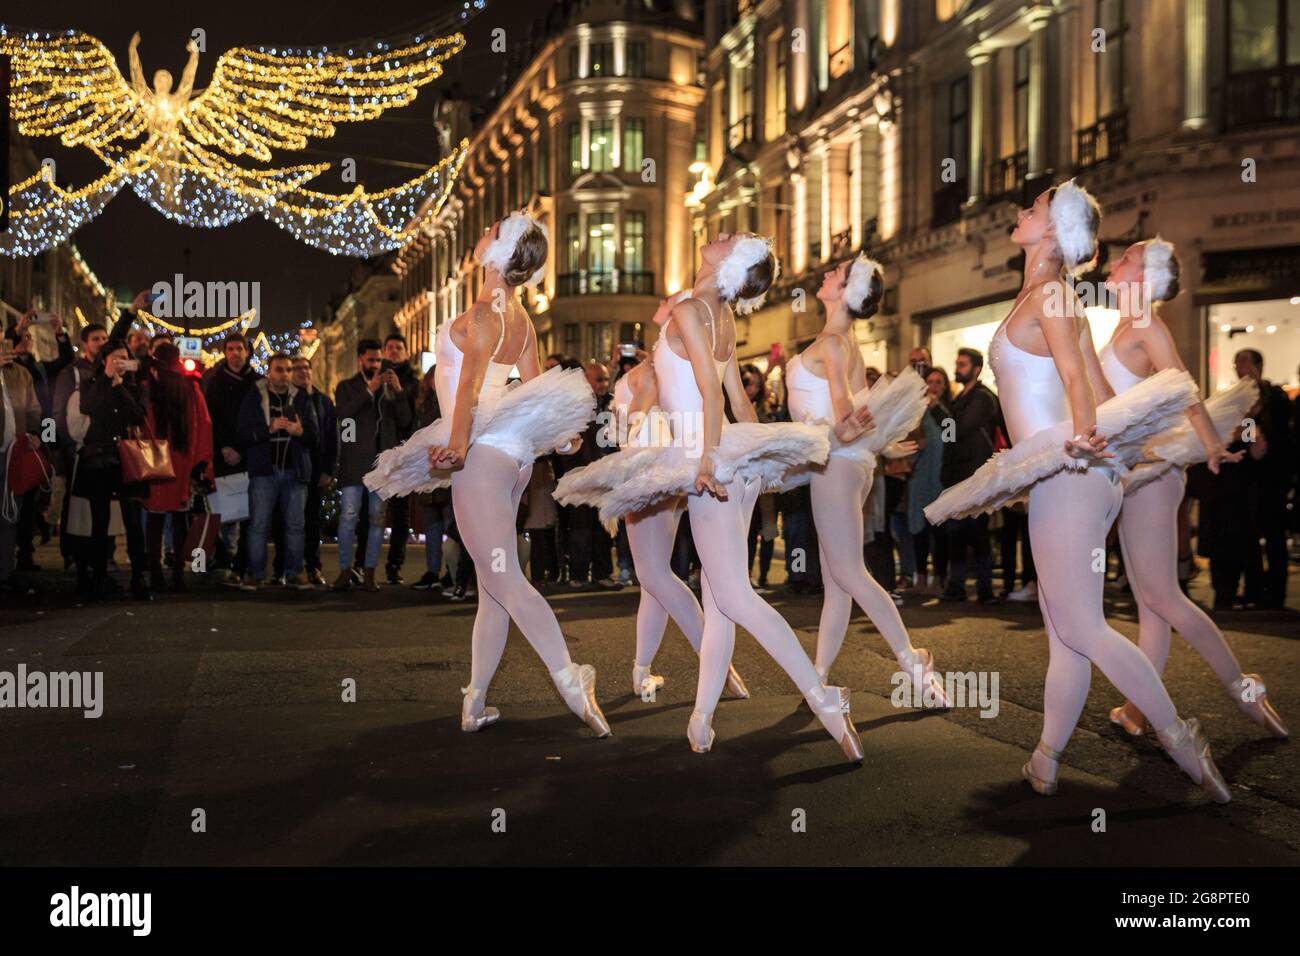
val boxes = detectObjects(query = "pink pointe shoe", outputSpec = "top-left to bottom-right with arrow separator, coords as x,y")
1229,674 -> 1289,738
687,711 -> 715,753
899,647 -> 951,709
460,686 -> 500,733
1155,717 -> 1232,804
1022,739 -> 1062,795
724,664 -> 750,700
804,684 -> 865,763
551,663 -> 611,737
1108,701 -> 1153,737
632,663 -> 665,699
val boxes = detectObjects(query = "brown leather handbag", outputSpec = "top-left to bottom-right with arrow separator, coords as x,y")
119,426 -> 175,482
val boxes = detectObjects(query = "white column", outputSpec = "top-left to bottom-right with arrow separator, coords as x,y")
1027,12 -> 1052,177
850,124 -> 864,248
967,46 -> 991,204
1182,0 -> 1209,130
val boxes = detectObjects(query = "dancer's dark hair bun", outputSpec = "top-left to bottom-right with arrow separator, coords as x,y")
504,224 -> 548,287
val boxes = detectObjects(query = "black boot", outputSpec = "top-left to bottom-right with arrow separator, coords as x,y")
172,567 -> 188,592
130,572 -> 152,602
150,562 -> 168,593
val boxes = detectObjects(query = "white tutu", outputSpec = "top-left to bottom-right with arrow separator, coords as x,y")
924,367 -> 1198,523
777,367 -> 929,490
555,420 -> 830,523
1124,376 -> 1259,493
364,366 -> 595,499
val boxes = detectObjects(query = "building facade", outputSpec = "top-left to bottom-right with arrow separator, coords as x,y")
391,0 -> 706,369
318,258 -> 402,396
691,0 -> 1300,393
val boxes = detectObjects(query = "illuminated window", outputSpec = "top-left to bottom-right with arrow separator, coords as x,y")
626,42 -> 646,77
622,119 -> 645,172
569,121 -> 582,174
589,120 -> 615,172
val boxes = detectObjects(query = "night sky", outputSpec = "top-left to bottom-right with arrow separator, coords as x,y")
6,0 -> 539,330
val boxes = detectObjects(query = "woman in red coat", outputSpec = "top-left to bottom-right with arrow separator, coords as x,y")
143,343 -> 213,591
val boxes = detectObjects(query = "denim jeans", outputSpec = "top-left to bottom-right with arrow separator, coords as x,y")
339,484 -> 384,572
249,470 -> 307,580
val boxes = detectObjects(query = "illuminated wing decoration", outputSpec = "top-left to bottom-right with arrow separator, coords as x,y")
181,34 -> 465,162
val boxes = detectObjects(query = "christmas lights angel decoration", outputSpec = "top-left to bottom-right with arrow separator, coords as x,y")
0,24 -> 470,252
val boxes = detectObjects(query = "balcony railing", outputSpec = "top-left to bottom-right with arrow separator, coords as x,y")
931,179 -> 967,228
727,114 -> 753,150
987,150 -> 1029,202
1226,67 -> 1300,130
556,271 -> 655,296
829,41 -> 853,79
1076,110 -> 1129,169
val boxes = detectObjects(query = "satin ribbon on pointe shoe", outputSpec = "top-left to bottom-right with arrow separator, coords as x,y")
460,686 -> 500,733
898,647 -> 951,709
804,684 -> 865,763
632,663 -> 665,699
1155,717 -> 1232,804
687,710 -> 715,753
1229,674 -> 1289,738
1021,739 -> 1062,796
552,663 -> 612,737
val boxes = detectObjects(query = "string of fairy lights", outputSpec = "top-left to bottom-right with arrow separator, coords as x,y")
136,309 -> 320,373
0,9 -> 480,258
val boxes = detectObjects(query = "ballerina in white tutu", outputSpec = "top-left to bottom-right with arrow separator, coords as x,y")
1099,238 -> 1286,740
926,182 -> 1231,802
564,232 -> 863,761
783,255 -> 951,708
365,212 -> 608,738
609,294 -> 750,702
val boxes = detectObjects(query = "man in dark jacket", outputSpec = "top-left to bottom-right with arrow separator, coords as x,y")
377,332 -> 420,584
939,347 -> 1001,605
235,353 -> 318,591
332,337 -> 412,590
287,355 -> 337,587
204,334 -> 262,582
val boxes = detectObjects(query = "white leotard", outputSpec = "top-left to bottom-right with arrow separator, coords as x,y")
653,298 -> 730,419
786,354 -> 835,424
435,311 -> 528,418
989,318 -> 1077,445
1098,340 -> 1147,396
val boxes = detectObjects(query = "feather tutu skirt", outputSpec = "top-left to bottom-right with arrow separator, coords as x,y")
778,367 -> 929,490
924,367 -> 1198,523
555,420 -> 830,523
363,366 -> 595,499
1123,376 -> 1258,493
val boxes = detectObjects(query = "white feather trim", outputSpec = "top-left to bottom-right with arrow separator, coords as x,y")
1142,237 -> 1177,304
1124,376 -> 1258,492
775,366 -> 928,490
716,235 -> 778,309
844,254 -> 884,315
555,421 -> 829,522
923,367 -> 1198,523
477,212 -> 548,288
363,366 -> 594,498
1049,179 -> 1101,276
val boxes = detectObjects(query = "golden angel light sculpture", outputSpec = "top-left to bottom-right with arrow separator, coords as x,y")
0,20 -> 474,257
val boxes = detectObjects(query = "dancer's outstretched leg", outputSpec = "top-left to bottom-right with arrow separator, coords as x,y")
810,457 -> 949,706
1115,469 -> 1285,737
1025,469 -> 1228,799
688,476 -> 862,761
453,444 -> 609,735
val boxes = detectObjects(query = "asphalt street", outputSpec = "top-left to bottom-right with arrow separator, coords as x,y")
1,542 -> 1296,865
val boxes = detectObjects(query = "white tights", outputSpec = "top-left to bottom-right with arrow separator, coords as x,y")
691,476 -> 822,716
453,444 -> 573,689
628,500 -> 705,667
1117,469 -> 1241,686
811,456 -> 920,674
1030,468 -> 1187,756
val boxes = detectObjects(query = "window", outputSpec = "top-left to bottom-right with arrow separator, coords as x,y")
1226,0 -> 1300,126
565,214 -> 581,273
949,76 -> 970,177
622,119 -> 645,172
589,120 -> 615,172
563,323 -> 581,357
625,42 -> 646,77
1015,42 -> 1031,152
569,122 -> 582,174
591,323 -> 613,362
1096,0 -> 1127,119
587,213 -> 616,292
765,29 -> 788,140
521,152 -> 533,201
590,42 -> 613,76
623,212 -> 646,275
537,128 -> 549,193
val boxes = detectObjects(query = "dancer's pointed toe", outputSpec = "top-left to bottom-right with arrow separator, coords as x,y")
724,664 -> 750,699
1021,740 -> 1061,796
1232,674 -> 1289,738
1108,701 -> 1152,737
1157,717 -> 1231,804
687,710 -> 715,753
553,663 -> 612,737
806,685 -> 864,764
460,686 -> 500,733
632,663 -> 665,699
